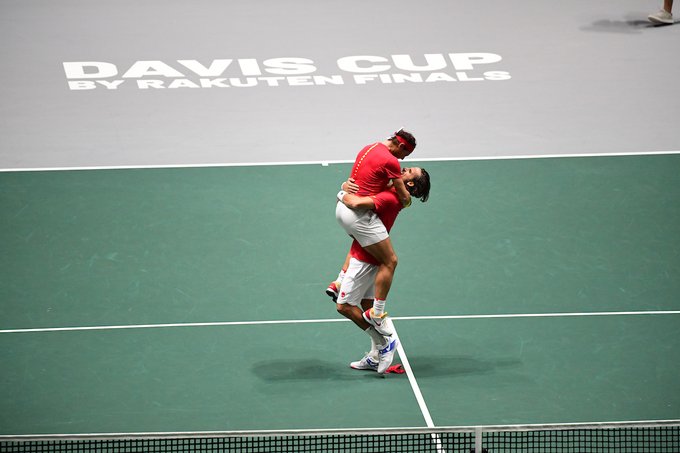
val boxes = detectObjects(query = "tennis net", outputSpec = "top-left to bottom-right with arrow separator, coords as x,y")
1,421 -> 678,452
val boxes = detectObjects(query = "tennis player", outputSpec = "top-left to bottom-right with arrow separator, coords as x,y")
334,166 -> 430,374
333,129 -> 418,335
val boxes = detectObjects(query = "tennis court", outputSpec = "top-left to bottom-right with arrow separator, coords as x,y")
1,0 -> 679,451
1,155 -> 679,451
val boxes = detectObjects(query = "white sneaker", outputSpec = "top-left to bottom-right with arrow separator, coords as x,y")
377,337 -> 399,374
363,308 -> 393,336
648,9 -> 673,24
350,354 -> 379,371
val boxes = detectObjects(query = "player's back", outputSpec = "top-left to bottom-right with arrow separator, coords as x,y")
351,143 -> 402,197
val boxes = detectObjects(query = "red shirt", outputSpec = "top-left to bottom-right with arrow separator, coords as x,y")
351,142 -> 402,197
350,189 -> 403,265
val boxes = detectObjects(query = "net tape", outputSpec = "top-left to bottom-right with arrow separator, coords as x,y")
2,422 -> 679,453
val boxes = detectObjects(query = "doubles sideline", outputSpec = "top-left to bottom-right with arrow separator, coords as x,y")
1,310 -> 679,334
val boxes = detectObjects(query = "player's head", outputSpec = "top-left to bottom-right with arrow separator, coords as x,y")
402,167 -> 430,203
388,128 -> 416,159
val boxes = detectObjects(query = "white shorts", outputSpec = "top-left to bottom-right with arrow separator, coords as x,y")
335,202 -> 388,248
337,258 -> 378,307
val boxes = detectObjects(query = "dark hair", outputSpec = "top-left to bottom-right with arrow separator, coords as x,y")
390,128 -> 417,151
408,168 -> 430,203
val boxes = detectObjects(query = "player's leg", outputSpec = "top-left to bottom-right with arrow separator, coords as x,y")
363,236 -> 397,301
346,277 -> 398,375
337,259 -> 395,373
326,252 -> 351,302
351,298 -> 379,369
331,202 -> 372,303
360,296 -> 398,375
361,237 -> 398,333
339,208 -> 397,330
348,297 -> 381,371
336,301 -> 370,330
335,203 -> 401,354
336,258 -> 379,331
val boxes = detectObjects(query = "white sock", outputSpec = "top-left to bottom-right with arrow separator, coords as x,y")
372,299 -> 386,317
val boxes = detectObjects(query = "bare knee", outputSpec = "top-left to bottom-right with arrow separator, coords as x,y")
336,303 -> 351,318
384,253 -> 398,271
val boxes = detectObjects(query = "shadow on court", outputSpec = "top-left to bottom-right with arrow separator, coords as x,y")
252,359 -> 394,381
253,356 -> 523,382
581,13 -> 662,33
407,356 -> 522,378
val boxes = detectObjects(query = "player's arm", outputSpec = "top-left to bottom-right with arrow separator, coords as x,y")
391,177 -> 412,207
337,191 -> 376,210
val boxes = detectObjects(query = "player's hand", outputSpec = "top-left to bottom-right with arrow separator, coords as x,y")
345,178 -> 360,194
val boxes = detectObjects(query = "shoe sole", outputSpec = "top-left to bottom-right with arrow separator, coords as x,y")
350,364 -> 378,371
325,289 -> 338,302
648,16 -> 673,24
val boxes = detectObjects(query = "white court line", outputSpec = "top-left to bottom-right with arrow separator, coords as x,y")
0,318 -> 348,334
1,310 -> 678,334
392,310 -> 680,321
0,150 -> 678,173
391,322 -> 446,453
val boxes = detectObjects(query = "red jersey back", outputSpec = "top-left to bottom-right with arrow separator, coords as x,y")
350,189 -> 403,265
351,143 -> 402,197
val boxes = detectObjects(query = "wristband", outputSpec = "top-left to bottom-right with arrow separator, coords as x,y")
337,190 -> 347,202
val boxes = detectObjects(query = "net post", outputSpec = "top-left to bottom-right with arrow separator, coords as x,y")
475,426 -> 483,452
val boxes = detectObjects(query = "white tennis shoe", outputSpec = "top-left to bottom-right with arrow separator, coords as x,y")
648,9 -> 674,24
350,355 -> 379,371
363,308 -> 393,336
377,337 -> 399,374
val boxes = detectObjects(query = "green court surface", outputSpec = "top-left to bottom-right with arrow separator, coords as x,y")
1,154 -> 679,437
